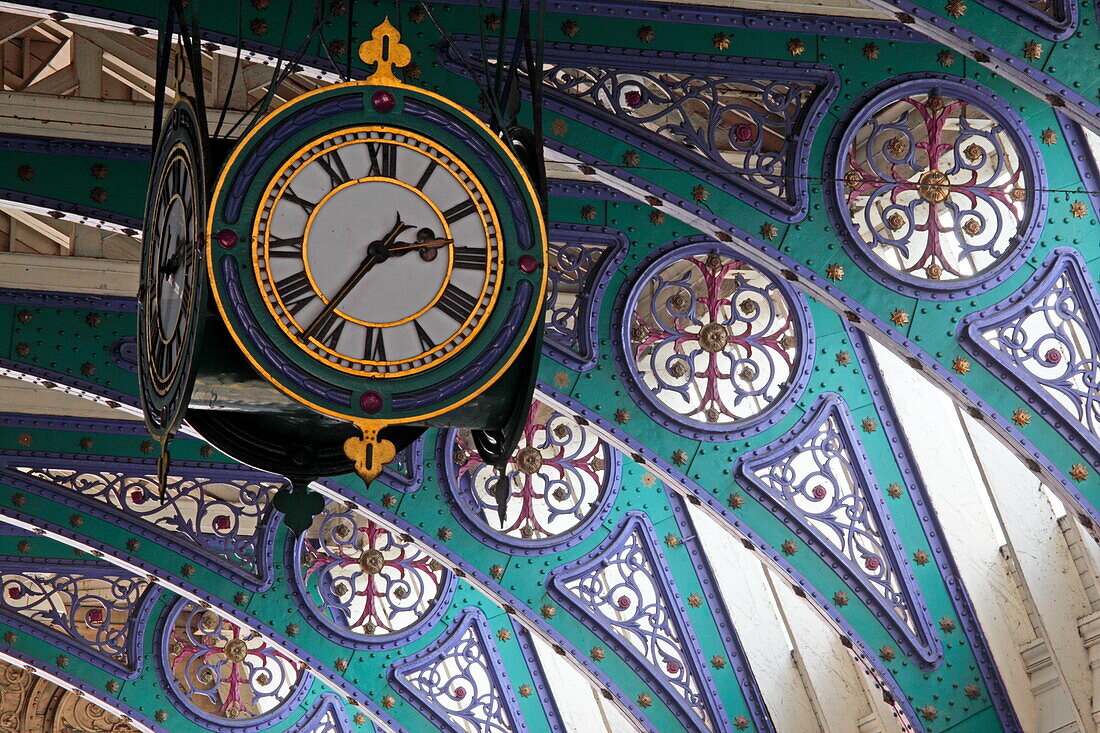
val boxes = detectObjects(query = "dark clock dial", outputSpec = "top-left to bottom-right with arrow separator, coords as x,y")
139,99 -> 207,437
255,128 -> 502,377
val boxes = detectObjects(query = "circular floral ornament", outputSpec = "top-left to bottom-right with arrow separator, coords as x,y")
159,598 -> 307,729
443,399 -> 620,554
617,239 -> 812,440
293,502 -> 454,647
834,75 -> 1045,298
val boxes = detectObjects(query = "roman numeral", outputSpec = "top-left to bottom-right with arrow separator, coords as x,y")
443,199 -> 478,224
414,160 -> 438,191
413,320 -> 436,352
366,142 -> 397,178
364,327 -> 386,362
451,246 -> 484,270
275,271 -> 315,315
436,282 -> 478,323
269,236 -> 304,258
281,188 -> 317,215
314,312 -> 345,348
317,149 -> 352,189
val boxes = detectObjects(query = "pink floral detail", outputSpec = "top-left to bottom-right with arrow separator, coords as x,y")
733,123 -> 756,143
631,255 -> 796,424
302,519 -> 441,634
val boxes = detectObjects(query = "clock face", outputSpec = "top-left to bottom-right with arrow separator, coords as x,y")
255,128 -> 502,377
139,99 -> 206,438
207,81 -> 545,426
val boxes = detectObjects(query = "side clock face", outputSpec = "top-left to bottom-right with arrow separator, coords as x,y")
256,128 -> 501,376
139,99 -> 206,437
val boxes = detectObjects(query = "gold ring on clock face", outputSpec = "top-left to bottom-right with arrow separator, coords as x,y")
253,126 -> 503,378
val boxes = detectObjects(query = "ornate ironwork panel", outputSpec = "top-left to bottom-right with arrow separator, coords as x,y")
0,559 -> 157,678
543,224 -> 628,371
444,40 -> 837,220
617,239 -> 812,441
832,74 -> 1045,298
159,597 -> 308,729
962,248 -> 1100,463
443,398 -> 621,554
289,694 -> 350,733
549,512 -> 727,731
5,459 -> 281,586
738,393 -> 939,663
391,607 -> 527,733
293,500 -> 454,647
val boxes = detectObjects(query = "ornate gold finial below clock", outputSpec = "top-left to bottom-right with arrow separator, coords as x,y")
359,18 -> 411,85
344,423 -> 397,485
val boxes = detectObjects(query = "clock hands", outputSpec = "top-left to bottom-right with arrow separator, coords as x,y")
299,213 -> 412,342
386,227 -> 454,262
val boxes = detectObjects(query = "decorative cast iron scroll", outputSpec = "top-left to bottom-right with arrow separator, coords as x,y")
159,597 -> 308,728
833,75 -> 1044,298
738,393 -> 939,664
6,459 -> 281,587
392,607 -> 527,733
543,224 -> 628,371
444,398 -> 620,553
294,500 -> 454,647
443,39 -> 837,220
619,241 -> 810,440
962,248 -> 1100,464
549,512 -> 728,732
0,560 -> 156,678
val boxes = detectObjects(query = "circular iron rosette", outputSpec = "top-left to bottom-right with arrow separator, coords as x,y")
613,237 -> 814,442
156,597 -> 309,730
289,500 -> 455,648
139,97 -> 208,441
827,73 -> 1047,300
439,399 -> 622,555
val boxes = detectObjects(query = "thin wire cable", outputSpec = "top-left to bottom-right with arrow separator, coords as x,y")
223,0 -> 340,139
317,0 -> 351,82
549,160 -> 1100,197
420,1 -> 508,134
214,0 -> 245,139
345,0 -> 354,81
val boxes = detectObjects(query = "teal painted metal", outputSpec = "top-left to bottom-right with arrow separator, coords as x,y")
0,2 -> 1098,731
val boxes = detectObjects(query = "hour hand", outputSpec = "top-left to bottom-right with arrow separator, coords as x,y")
387,227 -> 454,260
387,237 -> 454,254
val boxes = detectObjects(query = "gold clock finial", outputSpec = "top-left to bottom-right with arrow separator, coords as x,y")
359,18 -> 411,86
344,422 -> 397,486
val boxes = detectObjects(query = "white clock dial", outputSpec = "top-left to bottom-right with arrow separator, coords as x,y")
255,128 -> 502,377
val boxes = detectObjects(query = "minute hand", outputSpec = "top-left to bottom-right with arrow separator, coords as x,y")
300,217 -> 410,341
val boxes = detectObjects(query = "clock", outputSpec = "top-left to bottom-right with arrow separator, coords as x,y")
138,95 -> 208,480
254,126 -> 502,377
206,20 -> 546,484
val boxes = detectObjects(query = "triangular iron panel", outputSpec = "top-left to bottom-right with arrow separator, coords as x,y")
738,393 -> 939,663
549,511 -> 729,731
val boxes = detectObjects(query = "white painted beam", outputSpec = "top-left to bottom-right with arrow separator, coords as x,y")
0,251 -> 137,294
871,338 -> 1039,730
